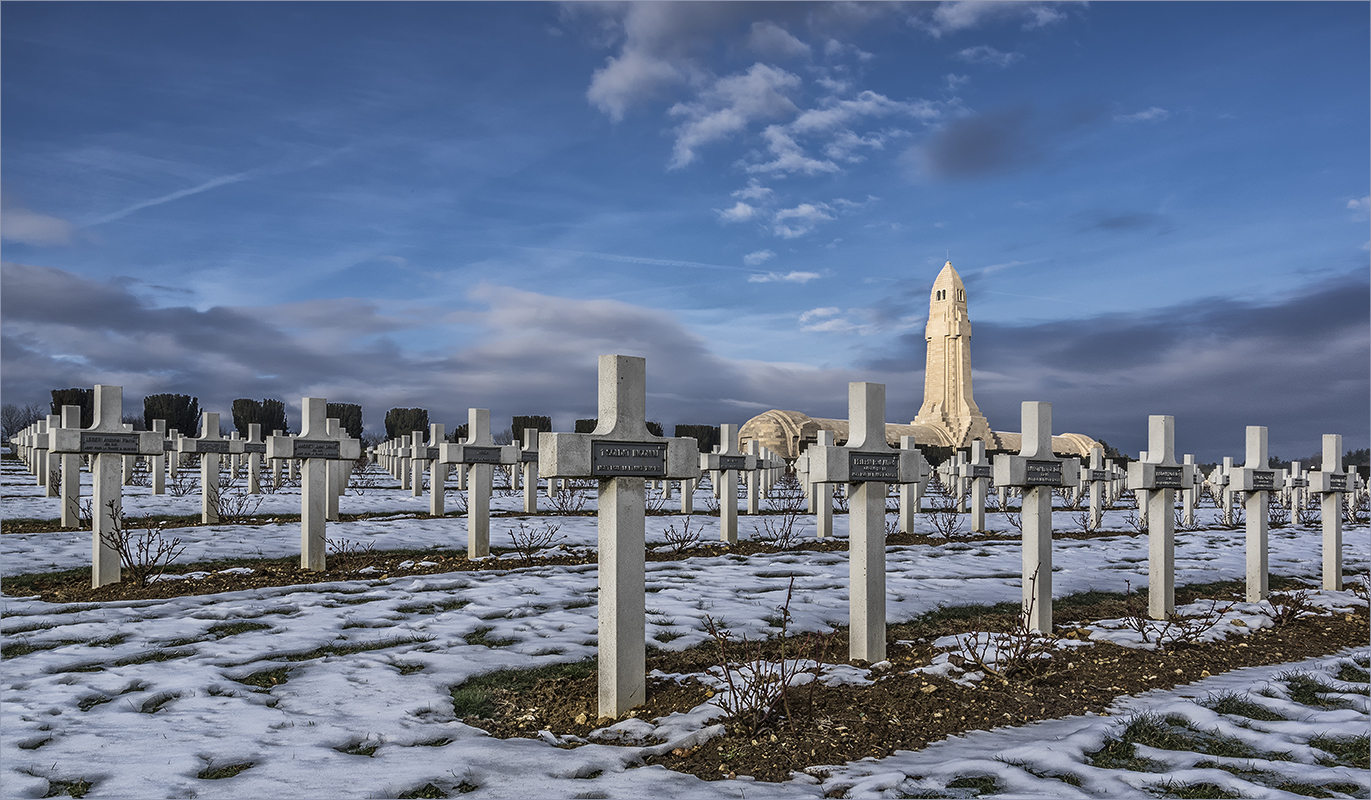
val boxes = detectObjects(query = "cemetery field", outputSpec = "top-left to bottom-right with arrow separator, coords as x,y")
2,456 -> 1368,799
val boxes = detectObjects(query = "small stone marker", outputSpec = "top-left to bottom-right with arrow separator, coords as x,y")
1181,454 -> 1198,527
150,420 -> 168,495
897,435 -> 931,534
1126,416 -> 1193,619
540,355 -> 700,718
439,409 -> 518,559
326,419 -> 345,521
267,398 -> 360,571
958,440 -> 992,532
1308,434 -> 1348,590
179,413 -> 243,524
1228,426 -> 1276,601
270,429 -> 285,489
700,425 -> 754,543
411,429 -> 427,498
745,440 -> 763,514
804,382 -> 924,662
993,402 -> 1080,633
50,385 -> 162,587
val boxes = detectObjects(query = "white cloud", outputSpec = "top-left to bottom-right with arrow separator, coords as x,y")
716,201 -> 758,223
772,202 -> 836,238
748,270 -> 821,284
86,169 -> 257,226
732,179 -> 773,202
747,126 -> 841,176
587,49 -> 689,122
955,45 -> 1022,67
743,249 -> 776,266
746,21 -> 811,60
1,206 -> 75,246
799,307 -> 841,324
913,2 -> 1072,38
1347,195 -> 1369,215
668,63 -> 801,169
1114,107 -> 1170,123
945,73 -> 971,90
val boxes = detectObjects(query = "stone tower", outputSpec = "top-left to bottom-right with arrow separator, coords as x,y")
912,261 -> 995,447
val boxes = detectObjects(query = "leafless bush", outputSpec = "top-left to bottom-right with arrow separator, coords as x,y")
47,467 -> 61,496
927,488 -> 967,539
1344,491 -> 1368,526
1219,501 -> 1245,529
348,462 -> 383,495
645,484 -> 667,513
127,458 -> 151,487
703,490 -> 720,514
1055,487 -> 1082,510
701,579 -> 835,735
214,476 -> 264,524
1263,589 -> 1316,628
951,568 -> 1056,682
662,515 -> 702,556
507,520 -> 564,565
832,485 -> 848,514
1122,509 -> 1147,535
751,504 -> 803,550
1121,579 -> 1234,649
1003,508 -> 1022,533
763,477 -> 806,513
1073,507 -> 1100,535
547,485 -> 586,514
1268,498 -> 1290,528
99,500 -> 186,587
326,537 -> 376,570
1291,497 -> 1317,527
166,464 -> 198,498
1174,507 -> 1202,532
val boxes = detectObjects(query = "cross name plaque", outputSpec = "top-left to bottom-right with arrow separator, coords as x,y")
1251,471 -> 1275,491
591,441 -> 667,477
1025,461 -> 1063,485
295,441 -> 341,459
464,446 -> 505,464
1153,466 -> 1184,488
849,451 -> 899,481
717,455 -> 747,472
79,433 -> 142,454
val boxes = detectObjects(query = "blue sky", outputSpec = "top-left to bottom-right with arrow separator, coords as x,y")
3,1 -> 1367,460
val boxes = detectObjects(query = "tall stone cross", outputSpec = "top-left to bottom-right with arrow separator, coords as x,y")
50,385 -> 162,587
519,428 -> 540,513
700,424 -> 754,543
957,440 -> 992,532
1308,434 -> 1348,590
993,402 -> 1080,633
804,382 -> 924,662
745,440 -> 763,514
149,420 -> 168,495
36,416 -> 59,497
540,355 -> 701,718
1126,416 -> 1193,619
440,409 -> 518,559
179,413 -> 244,524
270,429 -> 285,489
799,430 -> 837,538
1228,426 -> 1276,601
1284,461 -> 1307,521
267,398 -> 360,571
410,428 -> 429,498
1181,454 -> 1199,528
896,435 -> 931,534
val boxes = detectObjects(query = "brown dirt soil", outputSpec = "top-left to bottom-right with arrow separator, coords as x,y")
460,603 -> 1369,784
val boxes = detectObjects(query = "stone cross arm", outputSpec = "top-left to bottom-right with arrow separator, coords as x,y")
541,433 -> 700,480
438,441 -> 519,466
804,444 -> 926,484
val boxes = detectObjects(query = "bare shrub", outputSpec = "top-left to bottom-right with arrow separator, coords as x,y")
348,462 -> 383,495
99,500 -> 186,587
547,485 -> 586,515
1291,497 -> 1317,528
326,537 -> 376,570
1122,509 -> 1147,535
507,520 -> 564,565
1073,507 -> 1100,535
662,515 -> 702,556
127,458 -> 151,487
1268,498 -> 1290,528
1055,487 -> 1082,511
926,487 -> 966,539
166,465 -> 198,498
701,579 -> 835,735
751,509 -> 803,550
1344,491 -> 1368,526
1120,579 -> 1234,649
214,476 -> 264,524
951,568 -> 1056,682
1263,588 -> 1316,628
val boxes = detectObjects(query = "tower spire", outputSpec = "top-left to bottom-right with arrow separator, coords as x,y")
913,261 -> 995,447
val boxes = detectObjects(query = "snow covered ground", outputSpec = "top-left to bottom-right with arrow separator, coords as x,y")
2,457 -> 1367,798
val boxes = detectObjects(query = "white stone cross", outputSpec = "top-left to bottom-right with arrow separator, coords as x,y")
179,412 -> 243,524
1228,426 -> 1275,601
49,385 -> 162,587
426,424 -> 448,517
1081,447 -> 1109,530
539,355 -> 701,718
267,398 -> 360,571
1125,416 -> 1193,618
804,382 -> 924,663
700,424 -> 754,543
149,420 -> 168,495
957,440 -> 992,532
1182,454 -> 1199,527
519,428 -> 539,513
270,429 -> 285,489
1308,434 -> 1348,590
243,423 -> 266,495
896,435 -> 931,534
57,405 -> 84,528
992,402 -> 1080,633
440,409 -> 518,559
410,428 -> 428,498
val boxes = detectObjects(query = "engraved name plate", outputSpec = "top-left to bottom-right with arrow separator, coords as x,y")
970,464 -> 992,478
295,440 -> 341,459
427,447 -> 441,460
1153,466 -> 1184,488
1329,474 -> 1347,491
591,441 -> 666,478
519,449 -> 538,463
463,446 -> 504,464
1252,470 -> 1275,491
79,432 -> 141,454
243,443 -> 268,454
196,440 -> 231,454
849,451 -> 899,482
163,440 -> 177,452
717,455 -> 747,472
1086,469 -> 1111,482
1025,460 -> 1063,486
